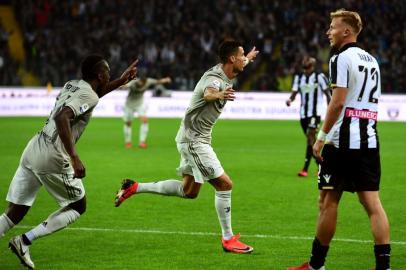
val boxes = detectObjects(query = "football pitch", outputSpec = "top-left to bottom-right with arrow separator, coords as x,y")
0,117 -> 405,269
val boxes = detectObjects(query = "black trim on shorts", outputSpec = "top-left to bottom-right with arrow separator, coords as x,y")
188,143 -> 210,177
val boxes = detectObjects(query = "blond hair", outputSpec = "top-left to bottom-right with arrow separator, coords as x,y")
330,9 -> 363,35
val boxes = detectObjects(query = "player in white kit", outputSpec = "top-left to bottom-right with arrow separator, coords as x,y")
0,55 -> 137,269
122,75 -> 171,149
115,40 -> 259,254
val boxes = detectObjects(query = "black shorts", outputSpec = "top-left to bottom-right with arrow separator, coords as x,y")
318,144 -> 381,192
300,116 -> 321,134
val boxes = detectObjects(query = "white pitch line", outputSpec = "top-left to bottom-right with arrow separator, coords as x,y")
15,225 -> 406,245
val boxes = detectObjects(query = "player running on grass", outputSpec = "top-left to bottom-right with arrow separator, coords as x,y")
115,40 -> 259,254
0,55 -> 137,269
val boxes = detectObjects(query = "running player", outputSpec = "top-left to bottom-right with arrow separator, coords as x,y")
0,55 -> 137,269
288,9 -> 390,270
115,40 -> 259,254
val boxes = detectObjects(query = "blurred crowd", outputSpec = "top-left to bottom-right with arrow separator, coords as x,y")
1,0 -> 405,92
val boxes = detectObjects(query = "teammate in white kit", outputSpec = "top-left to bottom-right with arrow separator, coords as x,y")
0,55 -> 137,269
289,9 -> 391,270
122,74 -> 172,149
115,40 -> 259,254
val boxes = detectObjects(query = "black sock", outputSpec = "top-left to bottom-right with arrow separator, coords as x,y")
303,145 -> 312,171
375,244 -> 391,270
309,238 -> 329,269
22,234 -> 32,245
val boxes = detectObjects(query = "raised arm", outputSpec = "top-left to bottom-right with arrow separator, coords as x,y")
156,77 -> 172,85
98,60 -> 138,97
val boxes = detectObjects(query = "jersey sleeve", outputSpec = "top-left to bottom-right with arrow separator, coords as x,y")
65,92 -> 98,117
146,78 -> 158,87
330,54 -> 351,89
318,73 -> 329,91
203,75 -> 222,92
291,74 -> 299,91
123,80 -> 136,88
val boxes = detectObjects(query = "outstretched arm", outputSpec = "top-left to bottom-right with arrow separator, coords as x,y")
157,77 -> 172,85
244,46 -> 259,66
98,60 -> 138,97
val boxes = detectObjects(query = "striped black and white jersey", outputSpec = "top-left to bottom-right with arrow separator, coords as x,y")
327,43 -> 380,149
292,72 -> 329,118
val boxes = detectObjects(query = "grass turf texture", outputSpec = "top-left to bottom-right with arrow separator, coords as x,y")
0,117 -> 405,269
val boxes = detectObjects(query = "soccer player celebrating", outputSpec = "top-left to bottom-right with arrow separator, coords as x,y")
288,9 -> 391,270
115,40 -> 259,254
122,74 -> 172,149
286,56 -> 331,177
0,55 -> 137,269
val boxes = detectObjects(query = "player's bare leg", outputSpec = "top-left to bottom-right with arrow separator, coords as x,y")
138,116 -> 149,149
358,191 -> 391,269
298,128 -> 316,177
124,120 -> 133,148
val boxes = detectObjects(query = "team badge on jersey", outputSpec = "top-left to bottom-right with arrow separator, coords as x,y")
80,103 -> 89,113
210,79 -> 221,90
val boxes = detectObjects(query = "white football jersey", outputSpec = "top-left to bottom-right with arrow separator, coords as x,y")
327,43 -> 380,149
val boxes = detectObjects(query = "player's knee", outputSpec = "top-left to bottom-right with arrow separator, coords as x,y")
184,190 -> 199,199
223,179 -> 233,190
68,197 -> 87,215
6,203 -> 30,224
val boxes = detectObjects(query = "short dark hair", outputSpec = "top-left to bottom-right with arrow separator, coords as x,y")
218,40 -> 242,64
81,54 -> 105,80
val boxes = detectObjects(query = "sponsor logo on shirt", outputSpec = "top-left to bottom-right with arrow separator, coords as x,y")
80,103 -> 89,113
345,108 -> 377,120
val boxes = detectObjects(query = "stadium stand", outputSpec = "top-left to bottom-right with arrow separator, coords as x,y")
1,0 -> 405,92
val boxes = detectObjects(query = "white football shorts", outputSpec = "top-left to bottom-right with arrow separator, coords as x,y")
6,164 -> 85,207
123,99 -> 147,122
176,142 -> 224,183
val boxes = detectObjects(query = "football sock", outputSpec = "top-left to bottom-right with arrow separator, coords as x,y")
303,144 -> 312,171
309,237 -> 329,269
137,180 -> 185,197
24,207 -> 80,244
124,125 -> 132,143
215,190 -> 233,240
0,213 -> 15,239
139,123 -> 149,143
374,244 -> 391,270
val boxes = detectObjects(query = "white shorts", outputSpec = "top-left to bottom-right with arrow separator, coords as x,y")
176,142 -> 224,183
6,164 -> 85,207
123,101 -> 148,122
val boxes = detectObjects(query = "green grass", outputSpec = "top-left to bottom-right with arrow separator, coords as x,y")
0,117 -> 405,269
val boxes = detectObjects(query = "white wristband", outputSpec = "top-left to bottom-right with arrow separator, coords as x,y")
317,130 -> 327,141
243,58 -> 249,67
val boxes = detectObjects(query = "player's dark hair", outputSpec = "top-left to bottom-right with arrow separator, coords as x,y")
218,40 -> 242,64
81,54 -> 106,80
